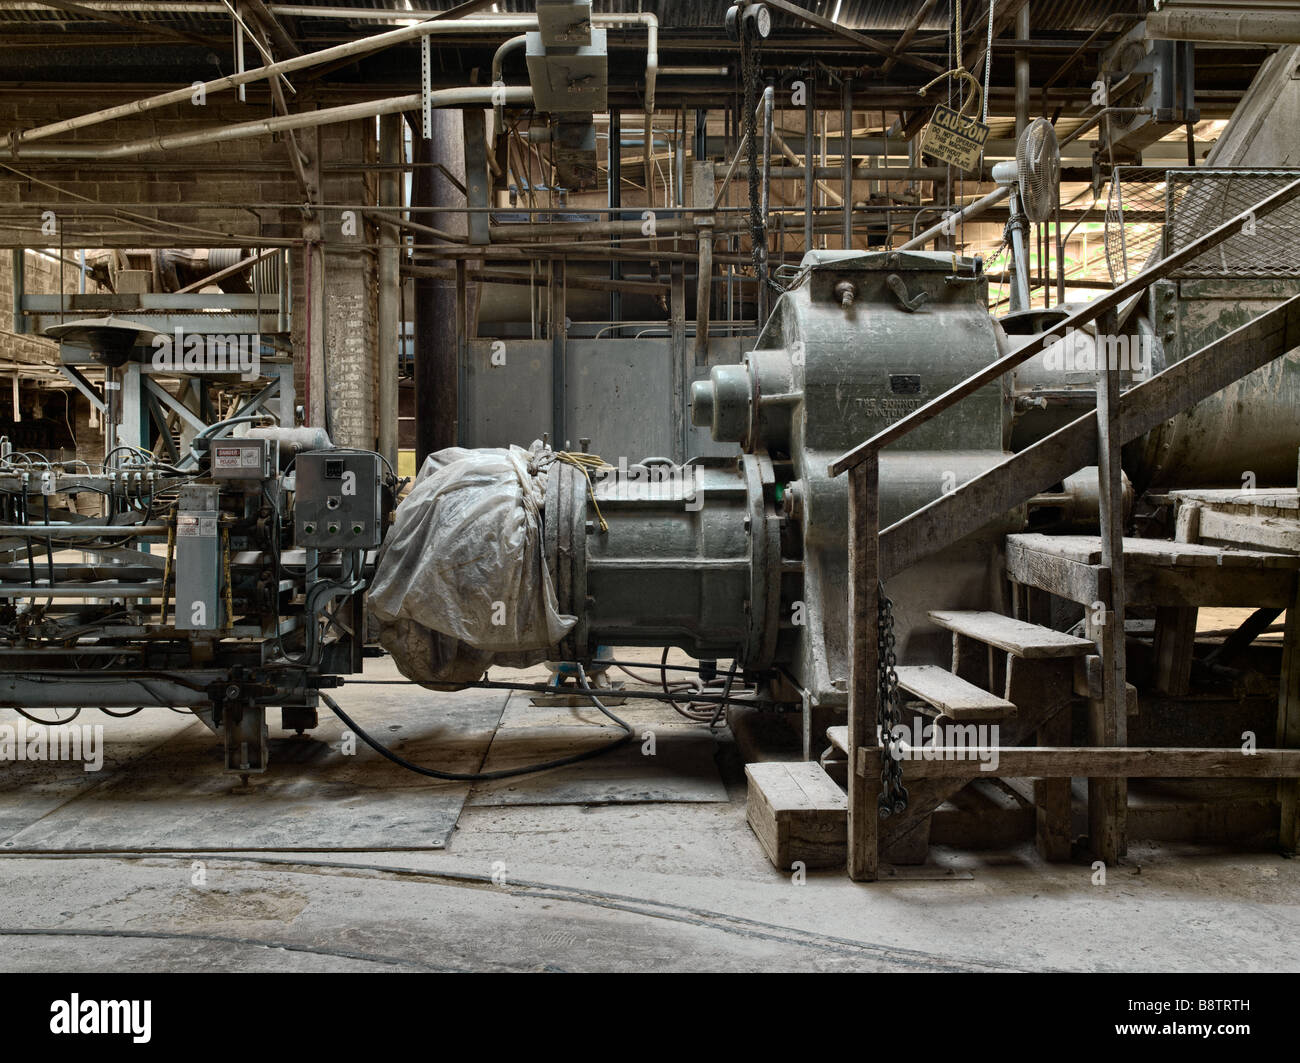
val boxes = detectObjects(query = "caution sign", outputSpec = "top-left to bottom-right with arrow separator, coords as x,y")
920,105 -> 990,173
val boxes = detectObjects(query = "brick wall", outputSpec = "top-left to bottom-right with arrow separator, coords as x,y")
0,93 -> 380,450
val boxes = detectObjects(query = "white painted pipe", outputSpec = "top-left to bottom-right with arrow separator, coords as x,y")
896,185 -> 1011,251
597,13 -> 658,115
3,9 -> 659,157
0,16 -> 537,153
16,86 -> 533,160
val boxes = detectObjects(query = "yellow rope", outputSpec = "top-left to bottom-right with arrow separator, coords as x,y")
554,451 -> 614,533
220,519 -> 235,630
160,518 -> 176,628
915,0 -> 984,159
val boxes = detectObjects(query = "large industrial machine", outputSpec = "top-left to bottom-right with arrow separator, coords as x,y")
0,426 -> 397,781
5,226 -> 1298,777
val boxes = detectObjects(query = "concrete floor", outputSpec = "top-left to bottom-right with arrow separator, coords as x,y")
1,651 -> 1298,973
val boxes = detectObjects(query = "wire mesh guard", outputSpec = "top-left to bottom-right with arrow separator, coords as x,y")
1106,167 -> 1300,282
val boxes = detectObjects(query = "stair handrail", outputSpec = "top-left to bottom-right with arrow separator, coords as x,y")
827,173 -> 1300,478
832,172 -> 1300,882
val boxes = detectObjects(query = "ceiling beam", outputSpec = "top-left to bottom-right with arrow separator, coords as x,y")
25,0 -> 222,49
761,0 -> 946,76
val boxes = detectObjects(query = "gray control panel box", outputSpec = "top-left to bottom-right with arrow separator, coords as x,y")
210,437 -> 276,480
294,450 -> 383,550
175,483 -> 222,630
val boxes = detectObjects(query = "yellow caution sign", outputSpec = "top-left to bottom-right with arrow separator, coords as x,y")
920,105 -> 990,173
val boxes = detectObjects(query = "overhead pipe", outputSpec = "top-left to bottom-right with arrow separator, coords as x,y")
3,11 -> 658,155
0,15 -> 536,155
1147,4 -> 1300,44
594,12 -> 658,115
895,185 -> 1011,251
491,34 -> 529,134
14,86 -> 533,160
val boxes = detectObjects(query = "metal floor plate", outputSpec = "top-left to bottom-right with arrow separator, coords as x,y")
0,687 -> 507,853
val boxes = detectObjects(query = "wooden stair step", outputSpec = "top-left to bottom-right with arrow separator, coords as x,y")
895,664 -> 1016,721
826,725 -> 849,756
1006,532 -> 1300,570
745,761 -> 847,869
929,609 -> 1095,659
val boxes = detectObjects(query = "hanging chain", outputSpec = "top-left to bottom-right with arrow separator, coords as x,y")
982,0 -> 994,124
877,585 -> 908,817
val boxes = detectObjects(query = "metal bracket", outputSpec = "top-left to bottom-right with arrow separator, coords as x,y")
886,273 -> 929,313
421,35 -> 433,140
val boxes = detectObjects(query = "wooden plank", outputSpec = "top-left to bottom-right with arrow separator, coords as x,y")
895,664 -> 1016,721
827,725 -> 849,756
745,762 -> 847,870
847,461 -> 880,881
1035,699 -> 1073,861
1007,533 -> 1300,570
1170,489 -> 1299,513
952,632 -> 991,689
1153,606 -> 1198,696
1094,304 -> 1129,865
1009,536 -> 1298,607
1197,508 -> 1300,556
856,746 -> 1300,779
1124,565 -> 1295,609
1006,537 -> 1101,604
1072,655 -> 1140,715
875,297 -> 1300,578
929,610 -> 1095,658
875,686 -> 1071,853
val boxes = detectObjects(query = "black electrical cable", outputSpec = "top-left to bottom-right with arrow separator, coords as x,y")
97,707 -> 144,718
660,646 -> 717,721
7,706 -> 81,725
318,663 -> 635,782
345,677 -> 772,709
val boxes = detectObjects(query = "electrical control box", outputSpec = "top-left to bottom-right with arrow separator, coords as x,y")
175,483 -> 223,630
210,437 -> 277,480
294,450 -> 384,550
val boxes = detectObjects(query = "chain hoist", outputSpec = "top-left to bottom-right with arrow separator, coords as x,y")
877,585 -> 908,817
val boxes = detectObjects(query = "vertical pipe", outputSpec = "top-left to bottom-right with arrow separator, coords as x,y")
759,85 -> 774,324
455,260 -> 469,447
377,113 -> 401,470
303,217 -> 327,431
670,262 -> 686,460
804,73 -> 815,255
1015,4 -> 1031,140
412,110 -> 463,467
694,153 -> 714,366
551,260 -> 567,449
842,75 -> 853,250
609,108 -> 622,324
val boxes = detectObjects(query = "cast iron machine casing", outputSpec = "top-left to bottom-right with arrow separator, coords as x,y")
544,250 -> 1024,755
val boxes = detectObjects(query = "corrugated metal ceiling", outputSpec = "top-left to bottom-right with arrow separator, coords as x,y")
0,0 -> 1145,34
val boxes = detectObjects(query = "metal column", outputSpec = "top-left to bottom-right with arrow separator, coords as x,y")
377,113 -> 401,470
411,109 -> 463,466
